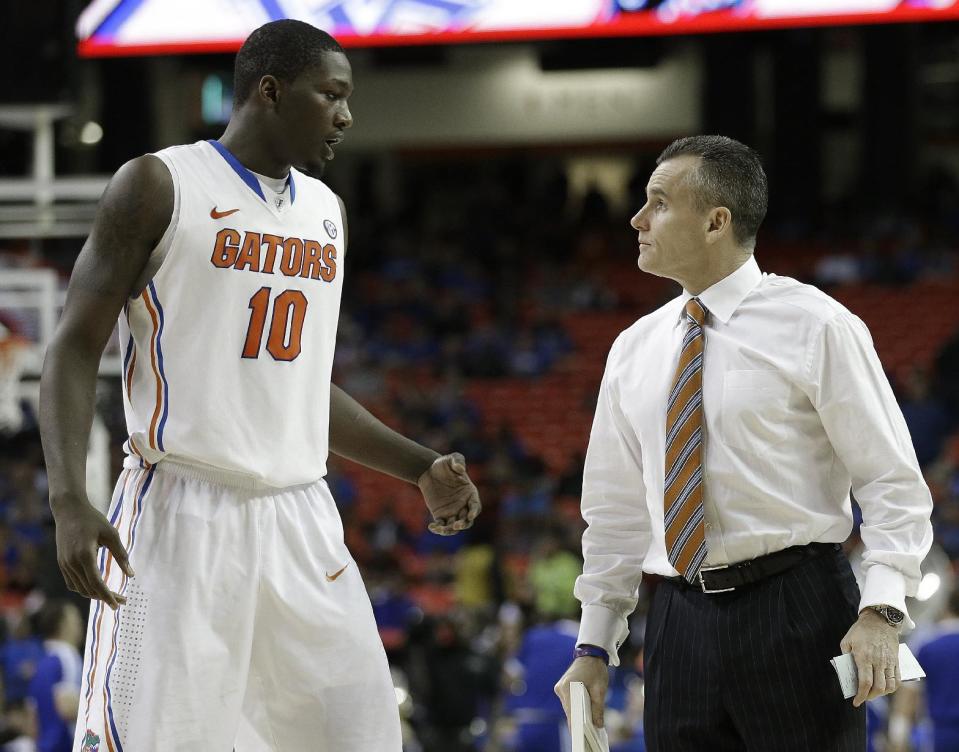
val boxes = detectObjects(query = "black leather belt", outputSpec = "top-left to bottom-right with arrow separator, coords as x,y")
666,542 -> 840,594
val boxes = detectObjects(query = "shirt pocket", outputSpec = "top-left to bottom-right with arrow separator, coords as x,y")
720,369 -> 791,453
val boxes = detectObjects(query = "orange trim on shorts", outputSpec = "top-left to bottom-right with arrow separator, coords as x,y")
84,470 -> 131,728
127,435 -> 151,469
101,675 -> 117,752
101,467 -> 152,752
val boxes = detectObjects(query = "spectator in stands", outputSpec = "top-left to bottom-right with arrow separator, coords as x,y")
0,615 -> 43,709
0,700 -> 34,752
460,323 -> 510,379
606,638 -> 646,752
27,599 -> 83,752
935,330 -> 959,425
556,452 -> 585,499
430,291 -> 472,341
926,434 -> 959,559
453,541 -> 500,611
413,612 -> 498,752
503,607 -> 579,752
500,477 -> 552,523
0,323 -> 29,437
526,531 -> 581,622
888,584 -> 959,752
367,556 -> 422,659
509,333 -> 551,378
898,367 -> 951,467
493,424 -> 529,467
814,252 -> 861,287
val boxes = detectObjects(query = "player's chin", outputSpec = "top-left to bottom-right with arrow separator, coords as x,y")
300,159 -> 328,180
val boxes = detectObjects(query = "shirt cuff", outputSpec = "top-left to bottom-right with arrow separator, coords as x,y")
859,562 -> 914,631
578,604 -> 629,667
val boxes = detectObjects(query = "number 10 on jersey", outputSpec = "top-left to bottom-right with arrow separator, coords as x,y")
243,287 -> 308,361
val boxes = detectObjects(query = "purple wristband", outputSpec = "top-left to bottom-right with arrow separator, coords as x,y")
574,644 -> 610,664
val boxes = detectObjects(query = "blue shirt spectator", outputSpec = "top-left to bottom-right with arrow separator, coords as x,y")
917,616 -> 959,751
504,618 -> 578,752
0,633 -> 44,705
29,640 -> 82,752
26,600 -> 84,752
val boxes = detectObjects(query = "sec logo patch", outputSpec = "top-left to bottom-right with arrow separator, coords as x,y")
324,220 -> 337,239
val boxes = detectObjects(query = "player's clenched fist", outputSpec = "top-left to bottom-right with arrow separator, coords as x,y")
417,453 -> 481,535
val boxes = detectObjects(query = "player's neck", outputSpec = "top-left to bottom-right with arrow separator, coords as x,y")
217,119 -> 291,180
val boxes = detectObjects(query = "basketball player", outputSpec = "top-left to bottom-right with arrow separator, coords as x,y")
38,20 -> 480,751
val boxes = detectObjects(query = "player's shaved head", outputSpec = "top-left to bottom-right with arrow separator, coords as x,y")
233,19 -> 345,109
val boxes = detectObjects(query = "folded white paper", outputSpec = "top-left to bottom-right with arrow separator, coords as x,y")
570,681 -> 611,752
830,643 -> 925,700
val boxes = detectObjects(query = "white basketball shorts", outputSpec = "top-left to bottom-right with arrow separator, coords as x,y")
74,461 -> 402,751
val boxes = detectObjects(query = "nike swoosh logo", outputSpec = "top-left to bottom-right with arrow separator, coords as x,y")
210,206 -> 240,219
325,563 -> 350,582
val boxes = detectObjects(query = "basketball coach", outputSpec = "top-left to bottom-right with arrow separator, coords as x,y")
555,135 -> 934,751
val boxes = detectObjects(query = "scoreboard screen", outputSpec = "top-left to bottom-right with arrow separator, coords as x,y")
77,0 -> 959,57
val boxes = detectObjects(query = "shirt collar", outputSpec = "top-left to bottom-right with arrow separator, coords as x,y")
207,139 -> 296,205
680,255 -> 762,325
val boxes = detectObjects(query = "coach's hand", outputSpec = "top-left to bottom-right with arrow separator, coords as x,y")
418,453 -> 481,536
840,608 -> 900,707
555,656 -> 609,729
53,495 -> 133,610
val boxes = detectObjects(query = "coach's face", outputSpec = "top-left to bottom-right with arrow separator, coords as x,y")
630,155 -> 712,288
277,50 -> 354,175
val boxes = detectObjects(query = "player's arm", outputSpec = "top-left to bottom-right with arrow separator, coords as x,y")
329,384 -> 481,535
329,384 -> 437,482
327,196 -> 434,477
39,155 -> 173,609
328,194 -> 480,534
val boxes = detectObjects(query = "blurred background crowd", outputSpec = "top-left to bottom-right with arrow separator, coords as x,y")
3,2 -> 959,751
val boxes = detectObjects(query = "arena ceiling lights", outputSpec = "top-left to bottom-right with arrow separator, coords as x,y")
76,0 -> 959,57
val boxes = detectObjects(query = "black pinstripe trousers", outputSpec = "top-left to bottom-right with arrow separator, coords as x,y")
643,545 -> 867,752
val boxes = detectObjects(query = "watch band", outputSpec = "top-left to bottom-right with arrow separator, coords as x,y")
867,604 -> 905,627
574,644 -> 610,664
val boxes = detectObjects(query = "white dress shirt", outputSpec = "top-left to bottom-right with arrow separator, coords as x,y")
575,256 -> 934,665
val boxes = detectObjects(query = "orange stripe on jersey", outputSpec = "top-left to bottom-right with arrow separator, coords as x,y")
124,349 -> 136,403
140,290 -> 164,451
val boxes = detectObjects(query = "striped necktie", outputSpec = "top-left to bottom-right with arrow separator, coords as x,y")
664,297 -> 708,582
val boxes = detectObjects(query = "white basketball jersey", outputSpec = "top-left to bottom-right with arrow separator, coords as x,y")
118,140 -> 345,487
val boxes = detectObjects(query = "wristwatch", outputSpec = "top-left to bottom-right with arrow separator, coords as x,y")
866,604 -> 905,628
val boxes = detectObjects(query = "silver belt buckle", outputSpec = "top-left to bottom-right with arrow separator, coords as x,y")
698,565 -> 736,594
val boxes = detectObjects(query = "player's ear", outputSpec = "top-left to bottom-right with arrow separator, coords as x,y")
258,75 -> 280,107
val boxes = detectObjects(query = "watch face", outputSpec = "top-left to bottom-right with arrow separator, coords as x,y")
885,606 -> 905,625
